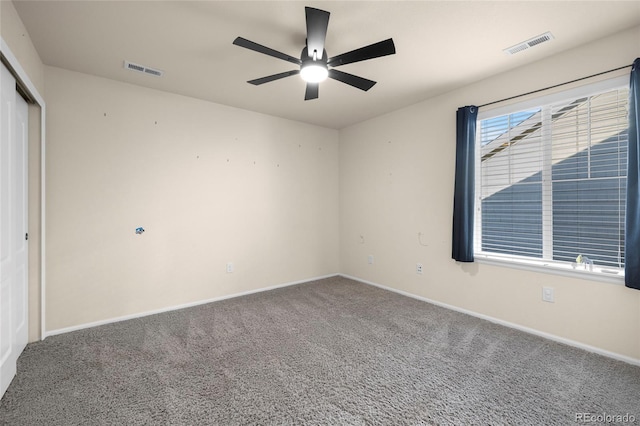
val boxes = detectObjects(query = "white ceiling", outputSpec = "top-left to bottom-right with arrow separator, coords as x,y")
13,1 -> 640,129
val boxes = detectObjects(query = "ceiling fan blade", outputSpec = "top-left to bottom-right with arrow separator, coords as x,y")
304,83 -> 319,100
248,70 -> 300,85
328,69 -> 376,91
328,38 -> 396,67
305,7 -> 330,59
233,37 -> 301,65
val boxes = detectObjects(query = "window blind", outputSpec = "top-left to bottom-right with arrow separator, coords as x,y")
476,84 -> 628,273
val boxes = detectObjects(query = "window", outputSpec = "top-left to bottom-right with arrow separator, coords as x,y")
475,77 -> 628,280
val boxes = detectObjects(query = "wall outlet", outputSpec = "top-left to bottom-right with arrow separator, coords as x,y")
416,263 -> 423,274
367,255 -> 374,264
226,262 -> 234,273
542,287 -> 554,303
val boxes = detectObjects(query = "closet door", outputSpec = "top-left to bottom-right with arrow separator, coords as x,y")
0,62 -> 29,400
14,83 -> 29,358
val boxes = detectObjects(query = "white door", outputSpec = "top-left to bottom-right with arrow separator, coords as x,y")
14,83 -> 29,356
0,62 -> 29,400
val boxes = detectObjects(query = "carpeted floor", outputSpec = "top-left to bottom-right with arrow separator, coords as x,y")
1,276 -> 638,425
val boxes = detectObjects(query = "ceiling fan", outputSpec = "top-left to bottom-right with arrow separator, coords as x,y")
233,6 -> 396,101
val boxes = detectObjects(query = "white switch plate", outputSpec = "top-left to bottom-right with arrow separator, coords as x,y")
542,287 -> 554,303
416,263 -> 423,274
368,255 -> 374,264
226,262 -> 234,273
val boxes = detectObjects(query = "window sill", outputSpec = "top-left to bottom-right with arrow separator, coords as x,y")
474,253 -> 625,285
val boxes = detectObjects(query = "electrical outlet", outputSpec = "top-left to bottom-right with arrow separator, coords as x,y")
368,255 -> 374,264
226,262 -> 234,273
542,287 -> 554,303
416,263 -> 423,274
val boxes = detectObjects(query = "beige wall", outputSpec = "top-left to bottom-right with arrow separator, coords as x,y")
1,1 -> 44,95
44,66 -> 339,332
339,26 -> 640,361
1,0 -> 45,342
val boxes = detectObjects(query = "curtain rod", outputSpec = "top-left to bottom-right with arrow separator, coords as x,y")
478,63 -> 632,109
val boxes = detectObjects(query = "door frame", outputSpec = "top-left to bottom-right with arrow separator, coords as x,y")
1,37 -> 46,341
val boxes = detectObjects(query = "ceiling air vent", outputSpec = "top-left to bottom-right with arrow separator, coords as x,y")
123,60 -> 164,77
503,31 -> 554,55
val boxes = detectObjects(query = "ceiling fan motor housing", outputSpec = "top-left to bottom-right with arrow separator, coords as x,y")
300,47 -> 328,82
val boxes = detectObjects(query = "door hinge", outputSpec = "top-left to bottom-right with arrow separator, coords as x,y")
25,233 -> 28,241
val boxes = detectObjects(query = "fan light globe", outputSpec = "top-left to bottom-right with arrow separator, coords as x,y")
300,63 -> 328,83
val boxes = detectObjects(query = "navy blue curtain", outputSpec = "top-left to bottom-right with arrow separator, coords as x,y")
452,106 -> 478,262
626,58 -> 640,290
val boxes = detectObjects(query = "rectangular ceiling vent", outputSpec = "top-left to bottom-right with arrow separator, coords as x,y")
123,60 -> 164,77
504,31 -> 554,55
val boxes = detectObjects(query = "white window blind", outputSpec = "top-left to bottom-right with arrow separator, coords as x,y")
475,79 -> 628,278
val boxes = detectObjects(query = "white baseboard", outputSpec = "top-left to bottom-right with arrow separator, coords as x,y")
44,273 -> 339,338
44,272 -> 640,367
340,274 -> 640,367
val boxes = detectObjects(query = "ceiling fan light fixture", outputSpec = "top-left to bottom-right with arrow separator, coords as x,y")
300,62 -> 328,83
233,6 -> 396,100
